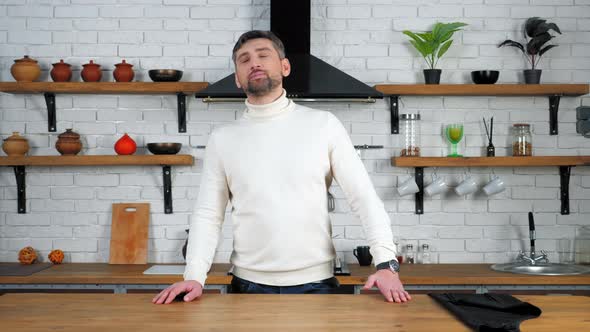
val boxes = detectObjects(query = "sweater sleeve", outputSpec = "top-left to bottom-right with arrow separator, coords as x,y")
327,114 -> 398,266
183,131 -> 230,285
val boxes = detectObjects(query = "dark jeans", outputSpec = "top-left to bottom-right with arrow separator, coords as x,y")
230,275 -> 340,294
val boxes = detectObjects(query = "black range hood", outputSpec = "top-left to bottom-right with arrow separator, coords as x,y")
195,0 -> 383,103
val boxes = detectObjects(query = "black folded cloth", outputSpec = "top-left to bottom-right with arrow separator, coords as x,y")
429,293 -> 542,332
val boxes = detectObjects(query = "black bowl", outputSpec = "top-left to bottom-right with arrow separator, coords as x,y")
147,143 -> 182,155
471,70 -> 499,84
148,69 -> 183,82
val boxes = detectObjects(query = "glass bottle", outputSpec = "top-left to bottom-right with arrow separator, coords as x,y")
400,113 -> 421,157
420,244 -> 431,264
405,244 -> 415,264
512,123 -> 532,156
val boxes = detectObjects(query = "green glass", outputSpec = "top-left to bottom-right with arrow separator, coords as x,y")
445,124 -> 464,157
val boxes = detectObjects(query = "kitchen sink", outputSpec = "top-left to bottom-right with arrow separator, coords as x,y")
491,262 -> 590,276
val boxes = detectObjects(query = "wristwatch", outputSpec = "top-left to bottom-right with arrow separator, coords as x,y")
376,259 -> 400,274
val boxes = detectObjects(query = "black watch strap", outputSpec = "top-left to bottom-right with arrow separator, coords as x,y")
376,259 -> 400,273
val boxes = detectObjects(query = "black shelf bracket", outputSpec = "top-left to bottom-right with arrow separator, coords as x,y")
549,95 -> 561,135
163,165 -> 173,214
13,166 -> 26,214
559,165 -> 571,215
44,92 -> 57,132
415,167 -> 424,214
177,92 -> 187,133
390,95 -> 400,134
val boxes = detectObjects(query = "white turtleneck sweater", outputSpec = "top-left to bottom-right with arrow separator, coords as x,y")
184,90 -> 397,286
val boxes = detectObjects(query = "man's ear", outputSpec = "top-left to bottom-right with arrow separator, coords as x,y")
234,72 -> 241,88
281,58 -> 291,77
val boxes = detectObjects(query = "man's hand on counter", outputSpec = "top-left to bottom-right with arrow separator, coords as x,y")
152,280 -> 203,304
362,270 -> 411,303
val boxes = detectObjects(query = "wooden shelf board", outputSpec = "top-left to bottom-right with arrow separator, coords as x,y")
0,82 -> 208,94
374,84 -> 589,96
0,155 -> 194,166
392,156 -> 590,167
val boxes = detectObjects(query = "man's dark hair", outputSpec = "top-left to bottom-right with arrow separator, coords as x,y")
232,30 -> 286,62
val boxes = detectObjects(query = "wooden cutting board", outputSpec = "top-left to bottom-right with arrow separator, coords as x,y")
109,203 -> 150,264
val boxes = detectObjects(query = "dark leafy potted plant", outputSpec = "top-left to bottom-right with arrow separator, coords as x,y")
403,22 -> 467,84
498,17 -> 561,84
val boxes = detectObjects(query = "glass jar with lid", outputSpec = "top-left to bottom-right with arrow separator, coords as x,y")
512,123 -> 532,156
400,113 -> 421,157
405,244 -> 415,264
420,244 -> 431,264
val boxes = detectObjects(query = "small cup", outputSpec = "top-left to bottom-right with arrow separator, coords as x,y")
483,175 -> 506,196
454,176 -> 478,196
353,246 -> 373,266
425,175 -> 447,196
558,239 -> 574,264
397,176 -> 419,196
575,239 -> 590,265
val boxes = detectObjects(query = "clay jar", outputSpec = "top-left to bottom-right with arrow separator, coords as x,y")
114,133 -> 137,155
2,132 -> 30,156
11,55 -> 41,82
113,59 -> 134,82
56,129 -> 82,155
81,60 -> 102,82
50,59 -> 72,82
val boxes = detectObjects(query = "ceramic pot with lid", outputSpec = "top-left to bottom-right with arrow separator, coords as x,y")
113,59 -> 134,82
50,59 -> 72,82
11,55 -> 41,82
81,60 -> 102,82
55,129 -> 82,155
2,132 -> 30,156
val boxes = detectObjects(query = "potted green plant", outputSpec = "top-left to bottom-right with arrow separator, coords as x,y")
403,22 -> 467,84
498,17 -> 561,84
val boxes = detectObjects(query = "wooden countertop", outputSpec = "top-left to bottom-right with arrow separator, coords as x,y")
1,293 -> 588,331
1,263 -> 589,286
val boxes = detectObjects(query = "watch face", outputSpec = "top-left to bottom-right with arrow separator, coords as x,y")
390,260 -> 400,272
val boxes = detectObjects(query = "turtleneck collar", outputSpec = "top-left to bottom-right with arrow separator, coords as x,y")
243,89 -> 293,120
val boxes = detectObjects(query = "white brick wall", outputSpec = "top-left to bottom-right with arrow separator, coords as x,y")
0,1 -> 588,265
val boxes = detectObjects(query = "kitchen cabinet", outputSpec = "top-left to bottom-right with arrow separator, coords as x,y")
1,293 -> 589,331
0,82 -> 208,133
391,156 -> 590,215
0,155 -> 193,214
374,84 -> 589,135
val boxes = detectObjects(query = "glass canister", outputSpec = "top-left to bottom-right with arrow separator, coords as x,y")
512,123 -> 532,156
420,244 -> 431,264
400,113 -> 421,156
405,244 -> 415,264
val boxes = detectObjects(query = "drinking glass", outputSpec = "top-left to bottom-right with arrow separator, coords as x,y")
445,123 -> 464,157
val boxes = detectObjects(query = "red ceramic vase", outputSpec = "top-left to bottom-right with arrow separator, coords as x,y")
50,59 -> 72,82
81,60 -> 102,82
114,133 -> 137,155
113,59 -> 134,82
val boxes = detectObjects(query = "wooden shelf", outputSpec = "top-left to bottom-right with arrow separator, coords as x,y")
392,156 -> 590,167
374,84 -> 589,96
0,82 -> 209,133
373,84 -> 589,135
392,156 -> 590,216
0,82 -> 208,94
0,154 -> 194,166
1,155 -> 194,214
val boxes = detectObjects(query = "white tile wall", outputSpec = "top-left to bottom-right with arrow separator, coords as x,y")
0,0 -> 588,265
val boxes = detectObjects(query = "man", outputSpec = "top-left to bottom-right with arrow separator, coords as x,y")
153,30 -> 410,304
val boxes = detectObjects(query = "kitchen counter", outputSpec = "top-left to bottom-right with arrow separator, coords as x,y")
1,293 -> 588,331
2,263 -> 589,294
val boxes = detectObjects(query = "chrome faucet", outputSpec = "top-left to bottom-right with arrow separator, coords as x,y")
516,212 -> 549,265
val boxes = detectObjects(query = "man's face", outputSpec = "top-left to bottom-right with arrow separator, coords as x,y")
234,38 -> 290,97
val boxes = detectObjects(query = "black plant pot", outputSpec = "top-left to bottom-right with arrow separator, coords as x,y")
524,69 -> 542,84
423,69 -> 442,84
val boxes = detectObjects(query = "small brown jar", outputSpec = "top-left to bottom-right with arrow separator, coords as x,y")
50,59 -> 72,82
11,55 -> 41,82
2,132 -> 30,156
81,60 -> 102,82
56,129 -> 82,155
113,59 -> 134,82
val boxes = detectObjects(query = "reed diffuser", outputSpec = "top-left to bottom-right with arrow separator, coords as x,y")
483,117 -> 495,157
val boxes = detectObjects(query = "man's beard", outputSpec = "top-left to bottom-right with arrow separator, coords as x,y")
244,74 -> 281,96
